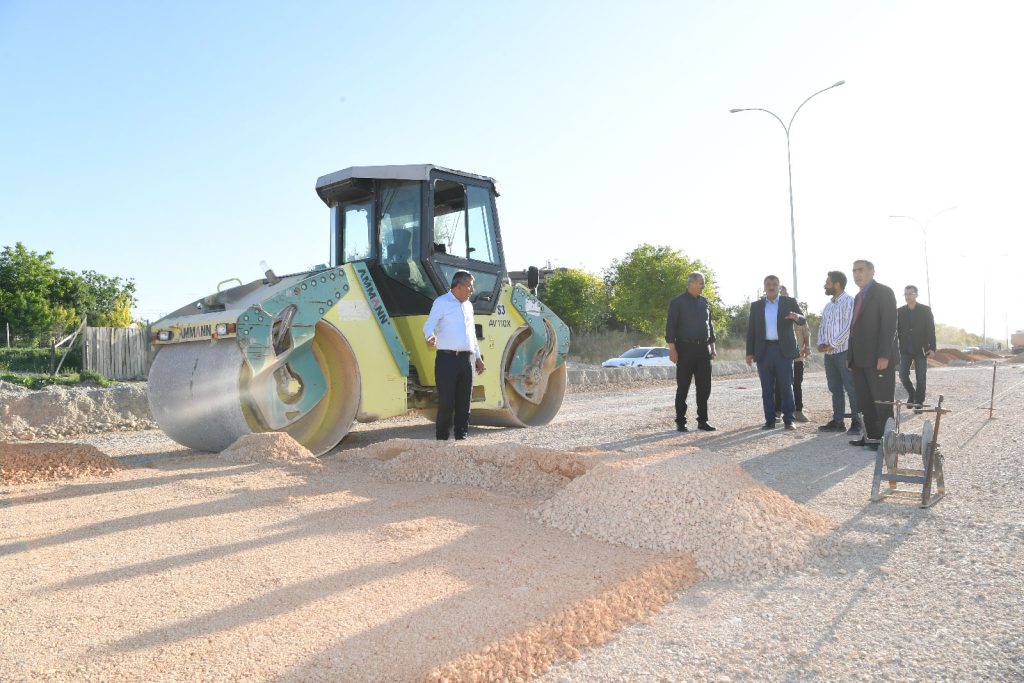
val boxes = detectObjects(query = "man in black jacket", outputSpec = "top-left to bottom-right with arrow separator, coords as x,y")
848,260 -> 899,449
666,271 -> 717,432
745,275 -> 807,430
897,285 -> 936,410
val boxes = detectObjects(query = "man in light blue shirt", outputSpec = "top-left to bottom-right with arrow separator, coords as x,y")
746,275 -> 807,429
424,271 -> 486,440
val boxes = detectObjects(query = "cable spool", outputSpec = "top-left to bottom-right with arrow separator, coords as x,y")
881,418 -> 935,469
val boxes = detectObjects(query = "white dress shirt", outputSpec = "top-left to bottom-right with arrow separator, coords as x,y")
423,291 -> 481,360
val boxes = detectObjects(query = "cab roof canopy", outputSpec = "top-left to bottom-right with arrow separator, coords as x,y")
315,164 -> 499,206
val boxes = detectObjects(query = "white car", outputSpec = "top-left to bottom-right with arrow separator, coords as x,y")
602,346 -> 674,368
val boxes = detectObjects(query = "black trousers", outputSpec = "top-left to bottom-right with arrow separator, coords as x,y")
774,359 -> 804,411
899,352 -> 927,405
851,364 -> 895,440
436,352 -> 473,439
675,342 -> 711,426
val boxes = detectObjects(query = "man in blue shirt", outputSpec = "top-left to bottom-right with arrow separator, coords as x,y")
746,275 -> 808,429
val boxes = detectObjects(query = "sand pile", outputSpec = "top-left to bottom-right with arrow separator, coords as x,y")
219,432 -> 320,465
0,381 -> 154,440
534,450 -> 834,580
0,442 -> 127,485
349,439 -> 602,498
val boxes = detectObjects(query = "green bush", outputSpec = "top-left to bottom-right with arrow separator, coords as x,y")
0,346 -> 81,373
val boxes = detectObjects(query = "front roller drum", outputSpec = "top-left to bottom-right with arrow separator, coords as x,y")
148,321 -> 361,455
473,326 -> 567,428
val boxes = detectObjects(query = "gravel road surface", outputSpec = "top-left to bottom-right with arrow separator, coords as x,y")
2,362 -> 1022,681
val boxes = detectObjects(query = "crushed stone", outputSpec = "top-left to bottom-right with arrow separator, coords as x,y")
219,432 -> 320,465
0,381 -> 154,441
347,438 -> 603,498
426,555 -> 699,682
534,449 -> 834,580
0,442 -> 127,485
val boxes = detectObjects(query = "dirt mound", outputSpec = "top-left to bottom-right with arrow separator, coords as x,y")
0,381 -> 154,440
220,432 -> 320,465
1006,353 -> 1024,364
973,348 -> 1000,359
927,357 -> 945,368
350,439 -> 606,498
0,442 -> 127,485
933,348 -> 970,364
534,450 -> 834,580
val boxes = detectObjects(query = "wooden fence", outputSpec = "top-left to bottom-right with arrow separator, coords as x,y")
83,327 -> 150,380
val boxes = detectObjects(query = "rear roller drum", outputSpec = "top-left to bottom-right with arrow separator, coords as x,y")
473,326 -> 567,428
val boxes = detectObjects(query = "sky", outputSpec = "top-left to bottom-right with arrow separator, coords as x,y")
2,0 -> 1022,343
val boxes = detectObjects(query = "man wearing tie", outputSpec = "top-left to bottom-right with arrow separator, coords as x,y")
847,260 -> 899,450
745,275 -> 808,430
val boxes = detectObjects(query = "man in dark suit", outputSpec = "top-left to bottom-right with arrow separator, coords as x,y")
847,260 -> 899,450
746,275 -> 808,430
897,285 -> 936,410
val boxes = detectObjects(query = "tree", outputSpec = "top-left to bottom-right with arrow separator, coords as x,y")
605,244 -> 723,337
0,242 -> 138,346
540,269 -> 609,334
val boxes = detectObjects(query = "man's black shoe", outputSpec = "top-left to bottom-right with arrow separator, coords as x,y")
697,422 -> 716,432
676,424 -> 689,433
761,422 -> 776,430
847,420 -> 862,435
454,435 -> 466,441
817,420 -> 844,432
784,423 -> 796,431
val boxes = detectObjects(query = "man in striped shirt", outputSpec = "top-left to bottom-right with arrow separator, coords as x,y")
816,270 -> 861,434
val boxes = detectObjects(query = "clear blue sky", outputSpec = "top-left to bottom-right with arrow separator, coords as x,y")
2,1 -> 1021,341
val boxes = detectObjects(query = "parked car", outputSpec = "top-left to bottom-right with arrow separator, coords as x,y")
961,346 -> 980,354
602,346 -> 674,368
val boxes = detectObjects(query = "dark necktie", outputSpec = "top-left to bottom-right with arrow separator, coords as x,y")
852,292 -> 864,330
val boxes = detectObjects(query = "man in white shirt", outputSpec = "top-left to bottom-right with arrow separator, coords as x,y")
816,270 -> 861,435
424,271 -> 486,440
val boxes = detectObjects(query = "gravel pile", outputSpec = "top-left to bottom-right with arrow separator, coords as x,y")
0,381 -> 154,440
535,449 -> 833,580
0,442 -> 126,485
219,432 -> 320,465
349,438 -> 600,498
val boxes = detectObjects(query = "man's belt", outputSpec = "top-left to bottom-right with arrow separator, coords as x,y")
765,339 -> 780,344
437,349 -> 474,357
677,338 -> 708,344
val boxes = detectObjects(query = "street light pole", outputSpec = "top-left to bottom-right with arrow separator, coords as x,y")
731,80 -> 845,302
888,206 -> 957,306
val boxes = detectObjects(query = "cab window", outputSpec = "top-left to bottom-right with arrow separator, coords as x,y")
378,180 -> 434,297
338,200 -> 372,263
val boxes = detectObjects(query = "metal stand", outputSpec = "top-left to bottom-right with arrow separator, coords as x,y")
870,395 -> 949,508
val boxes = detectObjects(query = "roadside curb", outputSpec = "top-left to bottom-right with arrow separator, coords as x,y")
567,358 -> 821,386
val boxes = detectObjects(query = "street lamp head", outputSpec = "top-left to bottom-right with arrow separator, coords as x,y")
729,108 -> 742,113
833,80 -> 846,87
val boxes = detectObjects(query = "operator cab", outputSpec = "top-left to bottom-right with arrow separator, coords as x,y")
315,164 -> 507,316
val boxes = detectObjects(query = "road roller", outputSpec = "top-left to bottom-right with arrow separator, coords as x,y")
147,165 -> 570,454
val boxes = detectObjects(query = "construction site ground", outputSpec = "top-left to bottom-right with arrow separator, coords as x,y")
2,362 -> 1022,681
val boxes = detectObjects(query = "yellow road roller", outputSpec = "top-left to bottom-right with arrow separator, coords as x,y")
147,165 -> 570,454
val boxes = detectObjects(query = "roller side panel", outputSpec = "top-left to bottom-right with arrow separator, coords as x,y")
322,263 -> 409,422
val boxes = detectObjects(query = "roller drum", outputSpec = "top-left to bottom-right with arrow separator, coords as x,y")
148,341 -> 253,452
